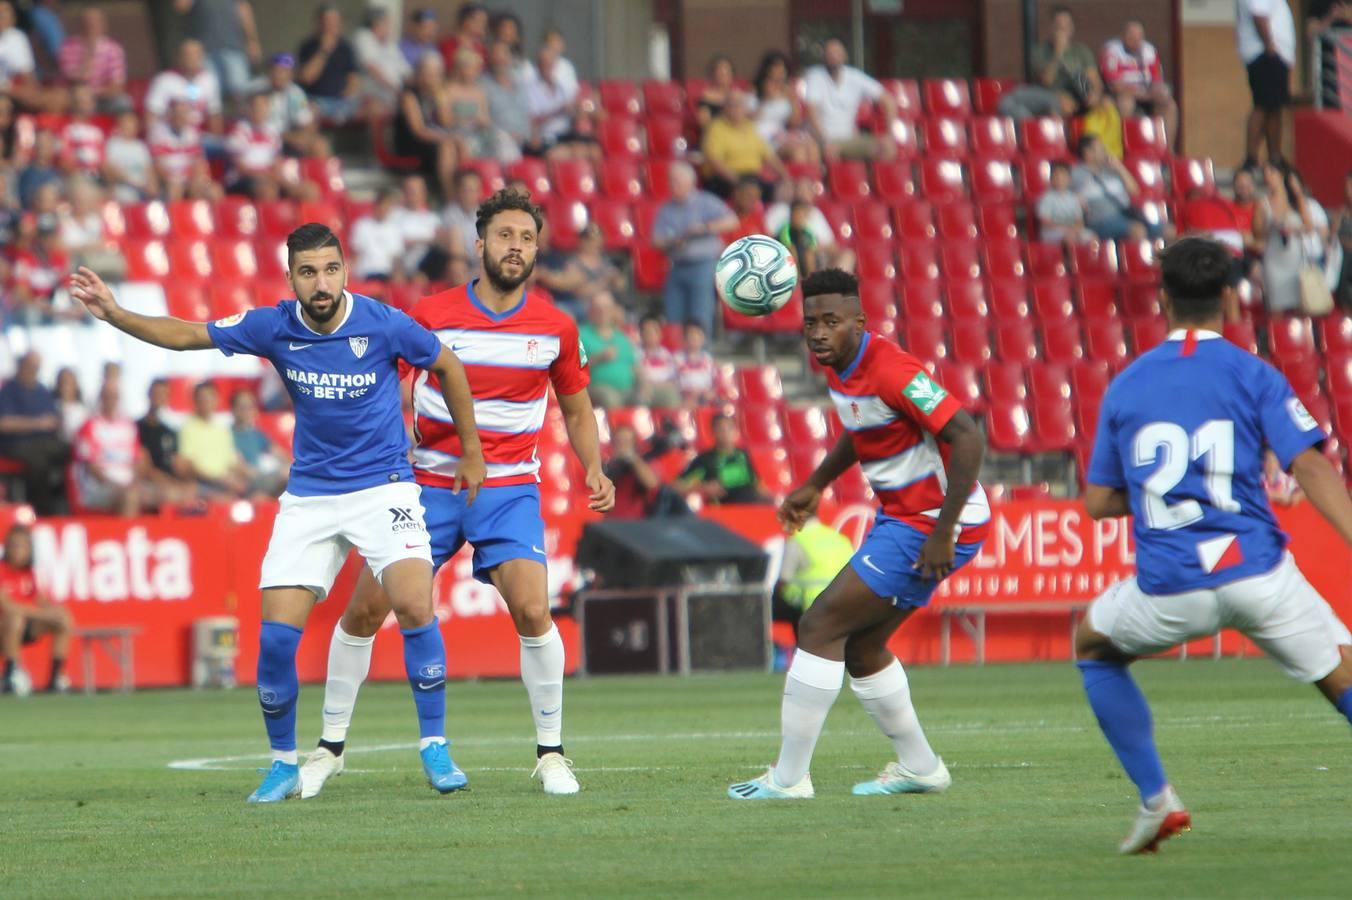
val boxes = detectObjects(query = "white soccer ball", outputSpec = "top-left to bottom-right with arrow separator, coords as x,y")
715,235 -> 799,316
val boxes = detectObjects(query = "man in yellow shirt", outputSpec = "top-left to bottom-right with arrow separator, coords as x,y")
178,381 -> 251,497
701,90 -> 788,200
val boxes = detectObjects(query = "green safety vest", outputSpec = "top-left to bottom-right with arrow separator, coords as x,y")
783,521 -> 855,610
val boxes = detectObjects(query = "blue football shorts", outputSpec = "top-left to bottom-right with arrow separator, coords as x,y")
420,482 -> 547,583
848,513 -> 983,608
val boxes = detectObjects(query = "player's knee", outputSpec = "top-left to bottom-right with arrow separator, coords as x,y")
510,599 -> 551,636
341,601 -> 386,637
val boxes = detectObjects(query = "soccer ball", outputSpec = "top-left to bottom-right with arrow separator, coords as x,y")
715,235 -> 799,316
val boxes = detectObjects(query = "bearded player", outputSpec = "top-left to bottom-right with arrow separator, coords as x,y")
301,189 -> 614,798
729,268 -> 989,800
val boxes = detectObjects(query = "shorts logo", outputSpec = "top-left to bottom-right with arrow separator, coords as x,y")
349,336 -> 369,359
389,506 -> 422,533
902,371 -> 948,415
526,338 -> 539,364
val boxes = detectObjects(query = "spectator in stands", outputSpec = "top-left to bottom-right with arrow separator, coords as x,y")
150,98 -> 219,202
178,381 -> 250,498
0,0 -> 40,112
1237,0 -> 1295,170
0,93 -> 17,164
776,200 -> 824,276
766,176 -> 849,271
696,55 -> 737,131
442,166 -> 481,266
353,7 -> 411,114
1100,20 -> 1178,151
137,378 -> 197,504
1037,160 -> 1090,245
400,8 -> 440,68
0,176 -> 18,246
103,111 -> 158,202
802,39 -> 895,161
482,40 -> 532,153
396,53 -> 459,200
145,38 -> 225,140
752,50 -> 818,165
57,6 -> 128,112
0,351 -> 69,514
60,177 -> 126,280
1329,169 -> 1352,307
26,0 -> 63,72
525,43 -> 587,160
53,366 -> 87,441
254,53 -> 319,158
225,90 -> 297,202
702,90 -> 787,200
1255,160 -> 1309,313
1308,0 -> 1352,34
59,84 -> 107,174
636,314 -> 680,408
1071,134 -> 1157,241
72,380 -> 145,515
175,0 -> 261,102
297,3 -> 362,124
536,221 -> 627,320
1289,167 -> 1331,272
1079,75 -> 1123,160
230,389 -> 288,498
489,12 -> 530,80
1,523 -> 74,695
677,413 -> 766,505
652,161 -> 738,336
7,213 -> 71,324
604,424 -> 665,519
579,292 -> 638,409
17,129 -> 60,208
439,2 -> 489,71
676,322 -> 717,407
392,174 -> 449,282
446,46 -> 515,163
349,188 -> 406,281
1032,6 -> 1100,110
540,28 -> 579,95
725,175 -> 768,241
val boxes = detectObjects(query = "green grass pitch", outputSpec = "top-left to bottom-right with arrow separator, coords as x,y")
2,659 -> 1347,898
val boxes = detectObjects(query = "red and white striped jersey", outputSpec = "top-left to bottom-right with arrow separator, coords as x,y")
407,281 -> 589,488
73,414 -> 139,487
148,121 -> 202,179
826,332 -> 989,542
226,119 -> 282,174
1099,38 -> 1163,92
60,119 -> 106,171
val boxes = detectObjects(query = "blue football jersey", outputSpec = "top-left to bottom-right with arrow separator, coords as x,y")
206,292 -> 442,496
1088,330 -> 1325,594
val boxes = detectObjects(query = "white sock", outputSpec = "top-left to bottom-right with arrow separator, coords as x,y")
850,657 -> 939,775
273,749 -> 298,765
519,623 -> 565,748
321,624 -> 375,744
771,650 -> 844,787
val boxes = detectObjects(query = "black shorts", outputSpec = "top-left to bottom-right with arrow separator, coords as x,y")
1247,53 -> 1291,111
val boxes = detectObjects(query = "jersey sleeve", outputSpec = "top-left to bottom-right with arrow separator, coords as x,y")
72,419 -> 96,464
1257,364 -> 1326,468
550,316 -> 591,395
390,309 -> 443,369
879,357 -> 961,435
1086,384 -> 1126,488
207,306 -> 278,358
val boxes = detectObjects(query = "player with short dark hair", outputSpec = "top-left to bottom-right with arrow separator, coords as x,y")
69,223 -> 486,803
0,524 -> 74,695
1076,236 -> 1352,853
729,268 -> 989,799
301,189 -> 614,798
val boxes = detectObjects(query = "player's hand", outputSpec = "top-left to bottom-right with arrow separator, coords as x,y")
585,467 -> 615,512
777,484 -> 821,534
69,267 -> 119,322
452,452 -> 486,506
913,531 -> 957,581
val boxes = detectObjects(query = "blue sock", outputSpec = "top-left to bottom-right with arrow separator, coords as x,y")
1337,686 -> 1352,726
1077,659 -> 1167,803
402,621 -> 447,741
257,621 -> 303,753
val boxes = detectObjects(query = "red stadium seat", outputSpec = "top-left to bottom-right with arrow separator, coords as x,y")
985,401 -> 1033,453
1122,116 -> 1169,159
896,201 -> 936,240
644,116 -> 688,158
1124,157 -> 1168,201
923,78 -> 972,118
1130,317 -> 1169,354
1028,361 -> 1072,406
995,320 -> 1039,364
940,240 -> 983,281
737,365 -> 785,406
1020,117 -> 1069,158
253,277 -> 289,307
210,239 -> 258,280
588,199 -> 637,250
1122,283 -> 1163,319
784,406 -> 832,447
256,200 -> 299,239
1031,396 -> 1077,452
951,321 -> 993,366
817,198 -> 855,244
598,118 -> 643,158
903,319 -> 948,362
1028,242 -> 1069,279
598,80 -> 642,117
1031,280 -> 1075,322
935,360 -> 985,413
1172,157 -> 1217,199
164,284 -> 209,320
919,159 -> 966,204
984,239 -> 1027,280
1071,359 -> 1111,411
923,117 -> 969,158
739,405 -> 785,448
852,201 -> 894,241
874,161 -> 917,204
167,199 -> 215,238
972,77 -> 1015,116
1077,281 -> 1119,319
631,244 -> 670,292
633,198 -> 663,237
596,158 -> 643,201
969,116 -> 1018,159
122,201 -> 170,239
887,118 -> 922,160
507,158 -> 552,202
899,279 -> 943,319
641,160 -> 675,201
947,279 -> 989,324
971,159 -> 1019,205
1071,240 -> 1121,281
607,407 -> 656,442
207,280 -> 255,319
545,198 -> 589,250
1326,353 -> 1352,397
298,200 -> 342,235
935,202 -> 978,240
1042,320 -> 1086,365
167,238 -> 212,283
551,159 -> 597,200
855,241 -> 897,280
789,445 -> 828,484
881,78 -> 923,119
457,158 -> 504,198
1085,318 -> 1130,368
1319,313 -> 1352,356
988,279 -> 1030,321
977,204 -> 1019,241
1269,315 -> 1316,361
752,447 -> 796,498
300,155 -> 346,198
1223,318 -> 1259,354
1021,157 -> 1054,200
1279,355 -> 1321,400
253,240 -> 288,281
642,80 -> 685,118
828,160 -> 872,200
216,196 -> 258,238
898,242 -> 938,280
860,279 -> 900,325
983,360 -> 1028,406
901,281 -> 946,321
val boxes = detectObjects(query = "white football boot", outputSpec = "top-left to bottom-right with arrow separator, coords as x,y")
1119,785 -> 1191,854
532,752 -> 580,795
727,770 -> 815,800
299,747 -> 345,799
851,758 -> 952,796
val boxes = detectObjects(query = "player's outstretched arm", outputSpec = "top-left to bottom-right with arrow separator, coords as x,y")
915,410 -> 985,580
557,388 -> 614,512
426,346 -> 485,503
778,433 -> 858,533
69,267 -> 214,351
1290,448 -> 1352,547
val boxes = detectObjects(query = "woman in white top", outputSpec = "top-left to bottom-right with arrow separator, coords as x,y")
54,368 -> 89,442
750,50 -> 819,165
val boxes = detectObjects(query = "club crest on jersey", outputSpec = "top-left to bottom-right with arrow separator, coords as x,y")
903,371 -> 948,414
349,336 -> 369,359
850,401 -> 863,426
526,338 -> 539,364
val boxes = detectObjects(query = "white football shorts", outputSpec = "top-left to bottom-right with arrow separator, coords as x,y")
259,481 -> 433,600
1088,553 -> 1352,682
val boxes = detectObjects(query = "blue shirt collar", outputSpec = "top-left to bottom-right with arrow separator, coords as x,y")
837,331 -> 870,381
467,278 -> 526,321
